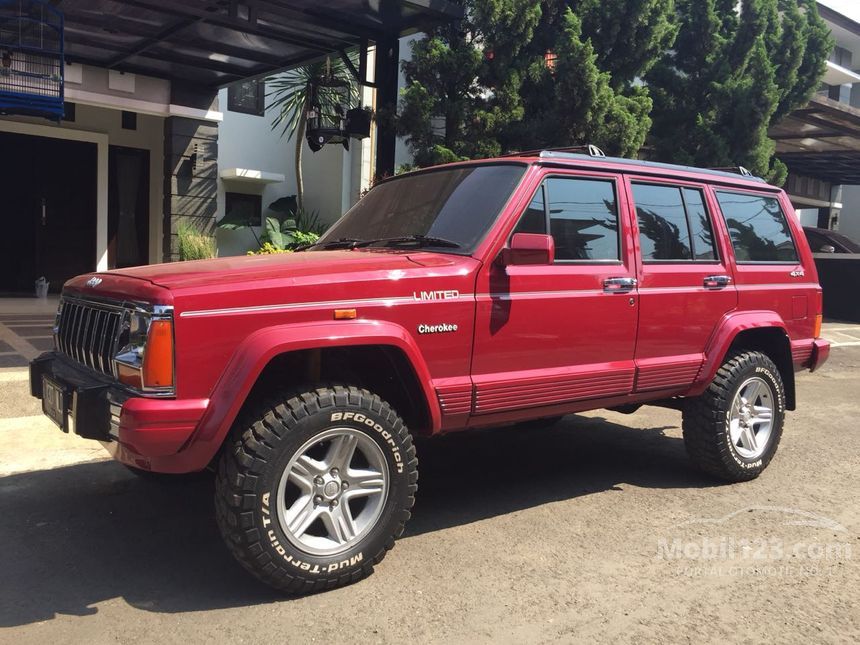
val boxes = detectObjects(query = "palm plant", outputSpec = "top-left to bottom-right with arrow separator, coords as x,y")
268,56 -> 359,210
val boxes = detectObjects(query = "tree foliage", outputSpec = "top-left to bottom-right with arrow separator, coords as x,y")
399,0 -> 676,164
647,0 -> 832,183
398,0 -> 832,182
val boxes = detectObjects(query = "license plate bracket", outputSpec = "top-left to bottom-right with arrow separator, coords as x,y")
42,375 -> 69,432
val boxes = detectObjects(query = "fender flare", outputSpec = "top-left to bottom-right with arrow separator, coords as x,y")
183,319 -> 441,466
689,310 -> 791,397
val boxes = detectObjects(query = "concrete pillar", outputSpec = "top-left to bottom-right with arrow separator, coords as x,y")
162,117 -> 219,262
374,0 -> 400,179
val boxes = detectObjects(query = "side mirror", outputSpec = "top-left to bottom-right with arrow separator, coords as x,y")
502,233 -> 555,266
819,244 -> 837,254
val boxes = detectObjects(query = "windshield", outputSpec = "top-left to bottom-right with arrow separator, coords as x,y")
313,164 -> 526,254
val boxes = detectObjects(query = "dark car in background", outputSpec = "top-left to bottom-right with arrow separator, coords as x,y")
803,227 -> 860,254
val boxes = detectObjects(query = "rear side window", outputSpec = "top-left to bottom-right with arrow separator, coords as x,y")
512,177 -> 620,261
715,191 -> 798,262
631,183 -> 718,261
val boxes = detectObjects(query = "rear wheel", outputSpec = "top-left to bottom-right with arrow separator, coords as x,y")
682,351 -> 785,482
215,385 -> 417,593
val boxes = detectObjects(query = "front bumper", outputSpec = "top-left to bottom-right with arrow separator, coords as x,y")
30,352 -> 208,470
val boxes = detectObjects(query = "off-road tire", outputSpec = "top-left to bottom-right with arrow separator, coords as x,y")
683,351 -> 785,482
215,385 -> 418,594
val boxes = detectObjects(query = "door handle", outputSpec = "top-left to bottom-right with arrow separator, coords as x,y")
603,277 -> 638,293
703,275 -> 731,289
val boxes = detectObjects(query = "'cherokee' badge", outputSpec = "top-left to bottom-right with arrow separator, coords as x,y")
86,276 -> 103,288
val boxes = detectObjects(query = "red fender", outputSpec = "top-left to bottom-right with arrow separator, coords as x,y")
178,319 -> 440,471
688,310 -> 789,396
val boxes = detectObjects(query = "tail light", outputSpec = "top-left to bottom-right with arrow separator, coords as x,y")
814,290 -> 823,339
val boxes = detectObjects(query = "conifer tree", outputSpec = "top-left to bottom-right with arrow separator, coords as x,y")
647,0 -> 832,183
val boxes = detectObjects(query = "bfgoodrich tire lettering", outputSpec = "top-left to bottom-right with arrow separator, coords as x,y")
215,385 -> 418,593
682,351 -> 785,482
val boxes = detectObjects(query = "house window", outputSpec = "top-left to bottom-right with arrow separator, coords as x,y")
227,79 -> 265,116
121,110 -> 137,130
225,192 -> 262,227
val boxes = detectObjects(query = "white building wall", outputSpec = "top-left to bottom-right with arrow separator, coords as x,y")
837,185 -> 860,241
217,82 -> 367,255
216,34 -> 424,256
216,84 -> 296,256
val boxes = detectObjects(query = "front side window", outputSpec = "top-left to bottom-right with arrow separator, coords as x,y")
316,164 -> 526,254
716,191 -> 798,262
547,177 -> 619,261
512,177 -> 620,261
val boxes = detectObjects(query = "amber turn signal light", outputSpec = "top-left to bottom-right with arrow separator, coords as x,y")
334,309 -> 357,320
813,313 -> 822,339
143,319 -> 174,388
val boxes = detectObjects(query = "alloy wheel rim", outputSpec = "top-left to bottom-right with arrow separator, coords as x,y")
728,376 -> 775,460
276,427 -> 389,557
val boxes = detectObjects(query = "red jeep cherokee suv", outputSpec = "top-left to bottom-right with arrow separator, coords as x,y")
30,150 -> 830,593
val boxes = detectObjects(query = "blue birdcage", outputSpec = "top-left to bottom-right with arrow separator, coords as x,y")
0,0 -> 64,120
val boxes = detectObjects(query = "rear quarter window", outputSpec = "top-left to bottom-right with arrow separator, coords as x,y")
715,191 -> 798,263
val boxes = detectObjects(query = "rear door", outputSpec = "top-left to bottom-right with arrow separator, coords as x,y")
626,177 -> 738,392
470,168 -> 639,421
711,188 -> 817,347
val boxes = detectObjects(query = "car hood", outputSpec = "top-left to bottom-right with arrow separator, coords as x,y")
101,249 -> 461,291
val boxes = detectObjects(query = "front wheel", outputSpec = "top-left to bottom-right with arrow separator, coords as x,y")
682,351 -> 785,482
215,386 -> 418,593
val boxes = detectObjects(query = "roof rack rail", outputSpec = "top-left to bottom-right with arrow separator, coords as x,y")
502,144 -> 606,158
708,165 -> 753,177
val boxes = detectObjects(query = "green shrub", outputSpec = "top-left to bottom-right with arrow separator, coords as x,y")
247,242 -> 292,255
177,222 -> 217,261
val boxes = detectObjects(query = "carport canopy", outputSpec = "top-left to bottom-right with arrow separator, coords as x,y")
60,0 -> 460,86
57,0 -> 462,174
773,95 -> 860,185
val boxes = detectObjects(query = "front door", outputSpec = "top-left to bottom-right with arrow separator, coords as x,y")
0,132 -> 97,294
625,178 -> 738,391
108,146 -> 150,268
470,169 -> 639,421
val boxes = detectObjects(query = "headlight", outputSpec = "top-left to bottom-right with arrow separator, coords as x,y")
113,308 -> 174,394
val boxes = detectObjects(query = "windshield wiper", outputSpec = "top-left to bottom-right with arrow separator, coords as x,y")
360,235 -> 462,249
296,237 -> 366,251
299,234 -> 462,252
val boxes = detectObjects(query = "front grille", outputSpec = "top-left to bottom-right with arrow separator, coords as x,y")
55,298 -> 123,376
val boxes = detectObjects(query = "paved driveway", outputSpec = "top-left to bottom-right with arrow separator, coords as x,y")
0,312 -> 858,644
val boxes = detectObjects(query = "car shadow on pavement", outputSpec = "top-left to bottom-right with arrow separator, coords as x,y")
0,414 -> 715,626
408,414 -> 716,536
